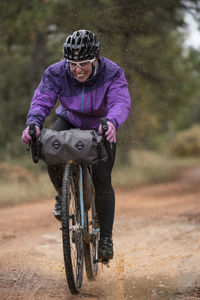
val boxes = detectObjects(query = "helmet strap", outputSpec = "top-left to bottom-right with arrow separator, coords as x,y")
89,61 -> 98,79
94,61 -> 98,76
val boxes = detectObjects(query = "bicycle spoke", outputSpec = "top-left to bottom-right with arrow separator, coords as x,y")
61,164 -> 84,294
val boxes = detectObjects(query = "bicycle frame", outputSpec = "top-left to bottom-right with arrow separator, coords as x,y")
78,164 -> 85,232
68,161 -> 100,243
27,118 -> 112,294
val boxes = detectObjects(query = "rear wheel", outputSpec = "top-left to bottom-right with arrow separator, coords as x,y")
61,164 -> 84,294
84,187 -> 100,281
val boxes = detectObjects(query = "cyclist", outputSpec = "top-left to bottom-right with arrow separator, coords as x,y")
22,29 -> 131,262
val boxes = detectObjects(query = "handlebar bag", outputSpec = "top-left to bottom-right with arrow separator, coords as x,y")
38,128 -> 108,165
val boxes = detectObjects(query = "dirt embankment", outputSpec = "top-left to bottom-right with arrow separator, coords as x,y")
1,167 -> 200,299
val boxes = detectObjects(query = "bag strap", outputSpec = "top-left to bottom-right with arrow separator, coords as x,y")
96,135 -> 102,159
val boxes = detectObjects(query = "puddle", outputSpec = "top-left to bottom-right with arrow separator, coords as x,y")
122,277 -> 175,299
107,276 -> 200,300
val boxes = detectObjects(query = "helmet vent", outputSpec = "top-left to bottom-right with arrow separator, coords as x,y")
63,29 -> 100,60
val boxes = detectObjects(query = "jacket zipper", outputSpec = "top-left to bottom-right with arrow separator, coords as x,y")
82,86 -> 86,128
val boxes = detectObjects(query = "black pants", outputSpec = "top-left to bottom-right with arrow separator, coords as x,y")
47,117 -> 116,238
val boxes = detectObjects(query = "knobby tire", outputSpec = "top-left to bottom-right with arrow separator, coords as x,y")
61,163 -> 84,294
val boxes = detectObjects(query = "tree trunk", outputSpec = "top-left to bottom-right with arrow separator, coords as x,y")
31,30 -> 47,91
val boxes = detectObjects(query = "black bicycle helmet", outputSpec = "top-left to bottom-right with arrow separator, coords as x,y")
63,29 -> 100,60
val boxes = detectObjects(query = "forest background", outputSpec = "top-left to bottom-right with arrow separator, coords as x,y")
1,0 -> 200,205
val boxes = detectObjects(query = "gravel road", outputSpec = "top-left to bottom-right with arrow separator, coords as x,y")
1,167 -> 200,299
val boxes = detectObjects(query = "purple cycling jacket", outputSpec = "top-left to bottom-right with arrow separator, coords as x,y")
27,57 -> 131,130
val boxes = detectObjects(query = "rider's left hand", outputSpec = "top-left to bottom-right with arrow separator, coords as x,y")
98,121 -> 116,143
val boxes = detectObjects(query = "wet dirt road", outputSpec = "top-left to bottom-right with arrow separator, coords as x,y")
1,168 -> 200,299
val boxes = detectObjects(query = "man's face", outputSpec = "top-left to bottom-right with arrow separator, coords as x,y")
68,51 -> 97,82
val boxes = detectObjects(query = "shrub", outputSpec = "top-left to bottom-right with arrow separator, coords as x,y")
170,124 -> 200,157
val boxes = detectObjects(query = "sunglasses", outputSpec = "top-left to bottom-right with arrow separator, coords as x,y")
67,58 -> 96,70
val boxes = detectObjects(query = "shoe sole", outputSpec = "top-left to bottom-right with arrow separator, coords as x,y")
98,256 -> 113,264
98,251 -> 113,262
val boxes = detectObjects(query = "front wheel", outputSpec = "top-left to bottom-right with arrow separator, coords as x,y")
61,164 -> 84,294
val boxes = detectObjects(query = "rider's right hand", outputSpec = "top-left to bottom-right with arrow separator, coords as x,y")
98,121 -> 116,143
22,125 -> 40,144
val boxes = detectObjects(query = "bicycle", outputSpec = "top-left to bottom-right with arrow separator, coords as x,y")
27,118 -> 112,294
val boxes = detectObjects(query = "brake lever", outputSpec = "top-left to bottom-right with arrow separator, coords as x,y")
101,118 -> 113,160
28,123 -> 39,163
26,123 -> 36,155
